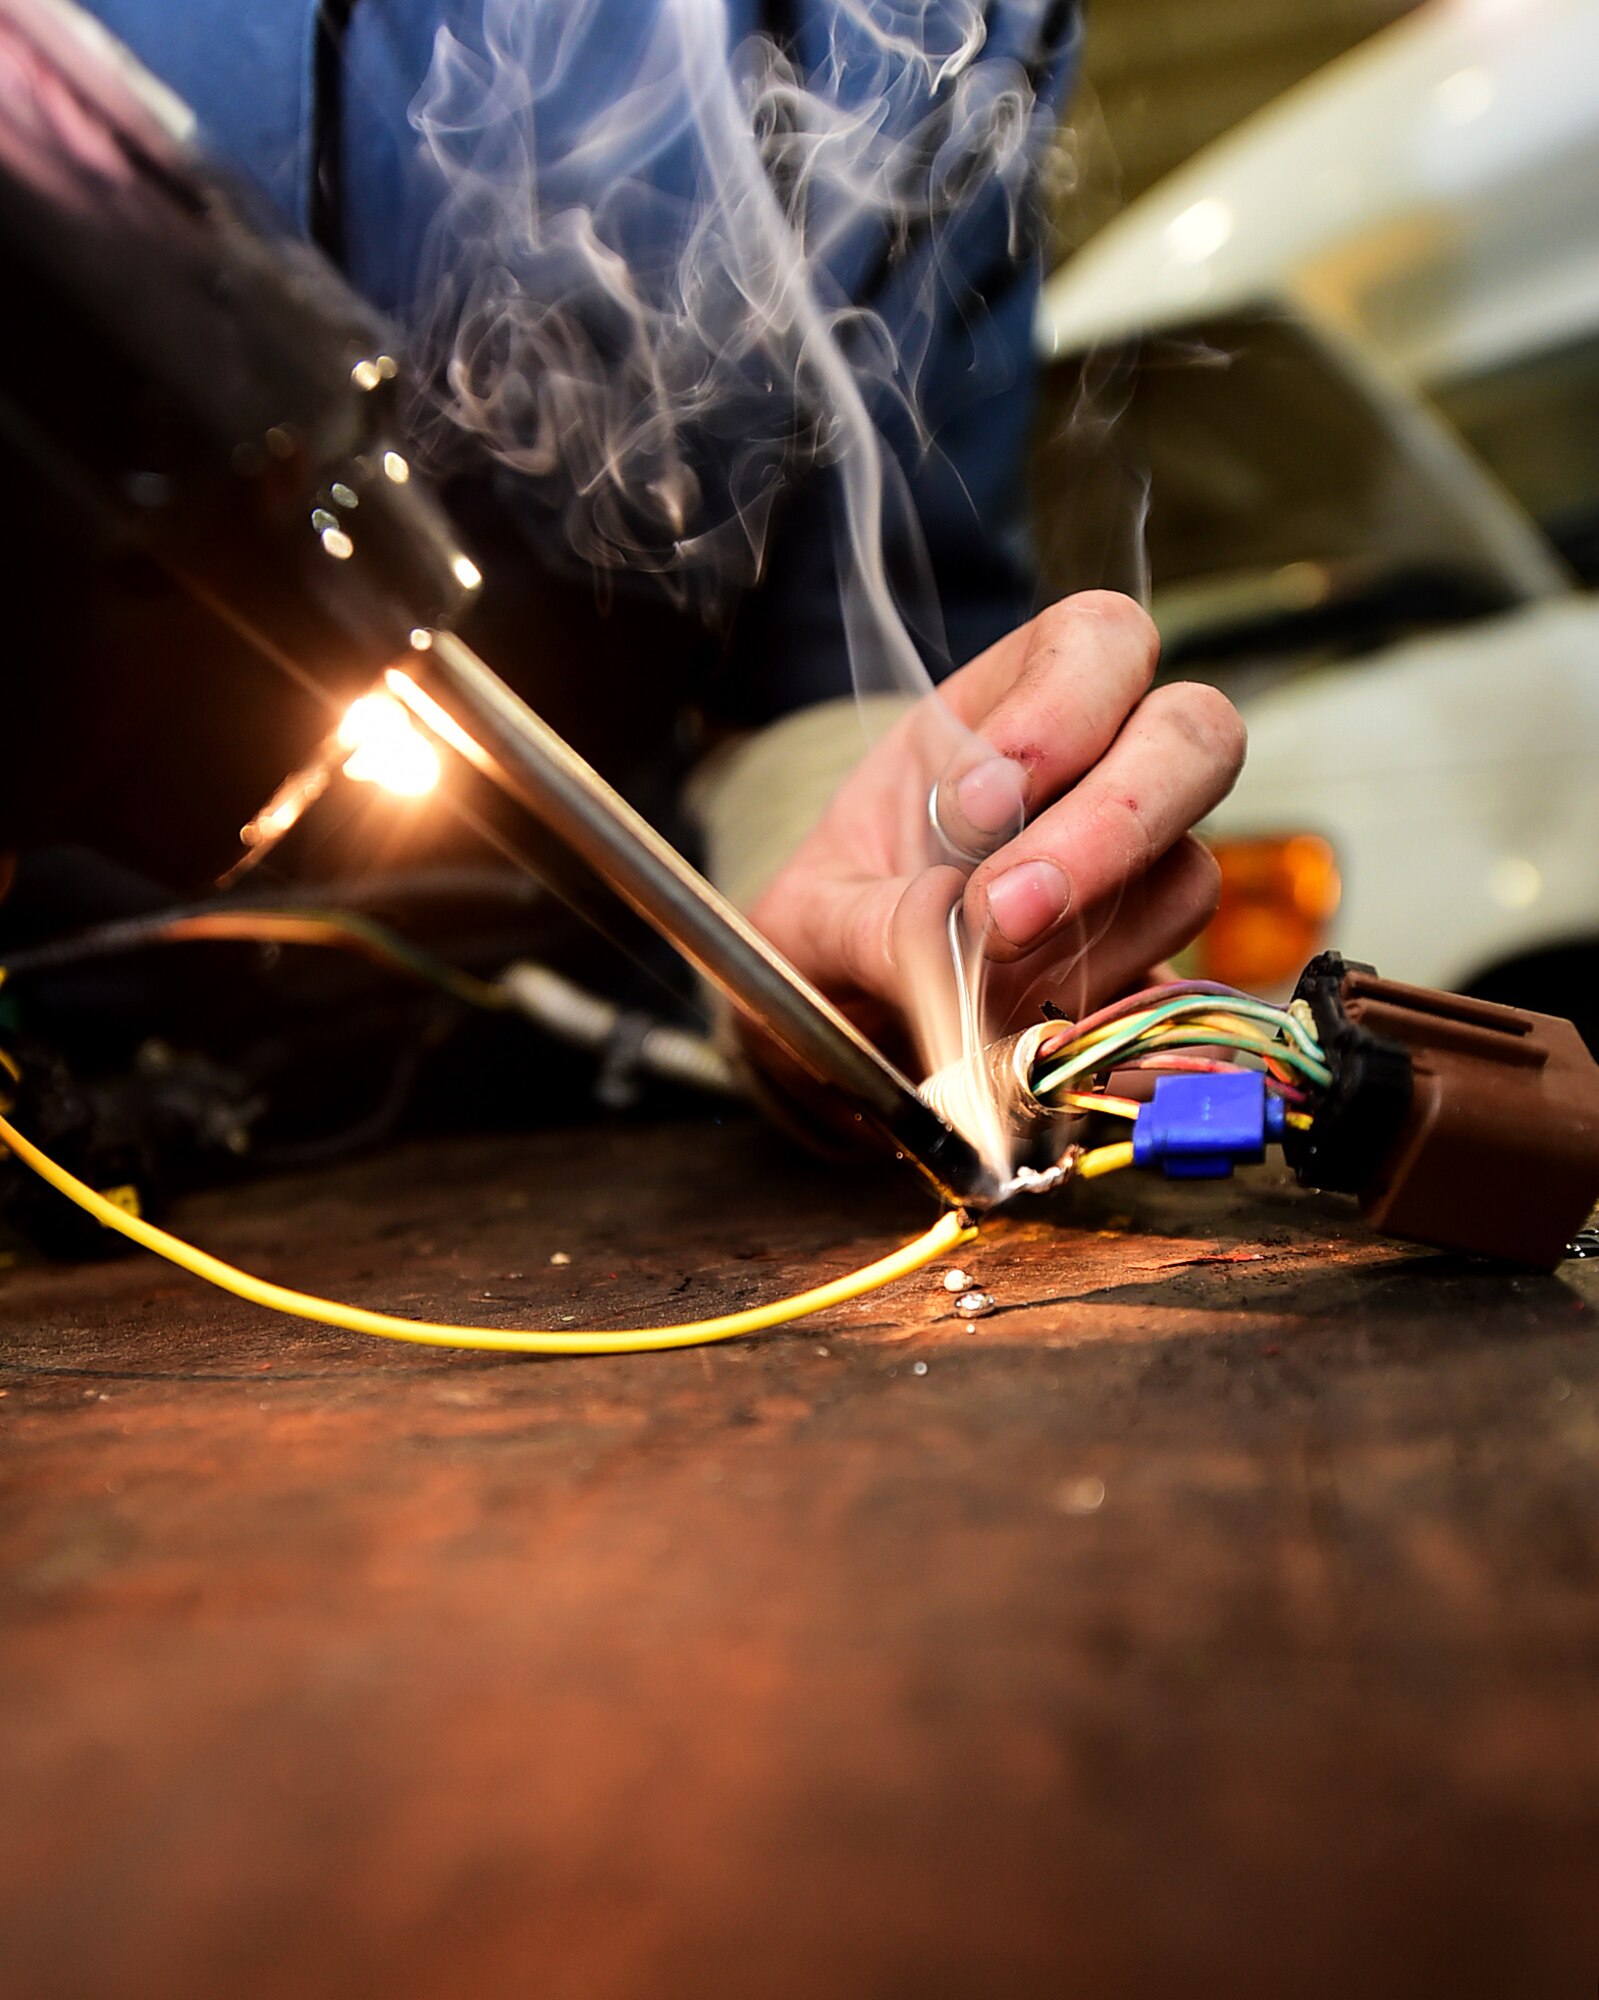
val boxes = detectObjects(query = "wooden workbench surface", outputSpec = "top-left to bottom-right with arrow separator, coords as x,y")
2,1115 -> 1597,1997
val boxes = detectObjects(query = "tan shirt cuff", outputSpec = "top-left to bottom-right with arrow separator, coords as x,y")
685,693 -> 916,915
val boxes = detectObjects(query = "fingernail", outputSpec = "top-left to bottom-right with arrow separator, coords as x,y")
984,859 -> 1071,948
955,756 -> 1028,840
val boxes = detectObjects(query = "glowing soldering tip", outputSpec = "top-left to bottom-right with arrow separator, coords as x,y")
337,692 -> 441,798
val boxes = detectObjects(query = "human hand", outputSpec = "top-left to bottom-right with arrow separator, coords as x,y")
749,592 -> 1246,1073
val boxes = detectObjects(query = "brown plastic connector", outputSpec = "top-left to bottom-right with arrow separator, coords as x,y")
1289,957 -> 1599,1269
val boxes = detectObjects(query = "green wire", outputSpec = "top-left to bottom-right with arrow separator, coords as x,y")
1033,998 -> 1332,1098
1036,1034 -> 1320,1098
270,909 -> 508,1010
161,907 -> 511,1013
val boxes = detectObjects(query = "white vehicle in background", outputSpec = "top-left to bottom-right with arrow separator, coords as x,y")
1034,0 -> 1599,1042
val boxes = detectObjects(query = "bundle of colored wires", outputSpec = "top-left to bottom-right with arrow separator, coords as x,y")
1026,979 -> 1329,1124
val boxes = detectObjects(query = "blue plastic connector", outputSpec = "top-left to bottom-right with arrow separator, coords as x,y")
1131,1071 -> 1287,1179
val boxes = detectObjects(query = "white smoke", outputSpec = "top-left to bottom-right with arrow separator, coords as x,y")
407,0 -> 1064,683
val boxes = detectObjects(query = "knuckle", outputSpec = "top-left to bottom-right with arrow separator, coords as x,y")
1096,790 -> 1158,877
848,905 -> 894,998
1031,590 -> 1158,671
1004,595 -> 1159,758
1150,680 -> 1247,774
1074,591 -> 1161,678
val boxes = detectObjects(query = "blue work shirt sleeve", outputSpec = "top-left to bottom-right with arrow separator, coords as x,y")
75,0 -> 1078,724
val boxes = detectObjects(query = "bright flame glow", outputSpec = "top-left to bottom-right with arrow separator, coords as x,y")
336,692 -> 442,798
257,801 -> 303,838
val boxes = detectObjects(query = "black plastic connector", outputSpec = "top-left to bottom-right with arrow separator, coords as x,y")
1283,953 -> 1412,1194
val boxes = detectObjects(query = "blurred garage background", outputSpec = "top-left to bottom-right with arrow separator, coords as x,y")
1034,0 -> 1599,1046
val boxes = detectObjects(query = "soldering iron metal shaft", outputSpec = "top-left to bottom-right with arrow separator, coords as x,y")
409,632 -> 1001,1210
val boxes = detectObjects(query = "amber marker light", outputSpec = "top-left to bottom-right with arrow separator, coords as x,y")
1194,832 -> 1342,995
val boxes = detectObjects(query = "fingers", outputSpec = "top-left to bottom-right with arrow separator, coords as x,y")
764,832 -> 1219,1028
930,593 -> 1160,859
754,835 -> 1222,1091
982,838 -> 1221,1037
962,679 -> 1245,961
1025,837 -> 1224,1021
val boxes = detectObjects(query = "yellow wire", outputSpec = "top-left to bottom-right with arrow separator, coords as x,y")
1061,1005 -> 1271,1059
0,1106 -> 975,1356
1076,1141 -> 1134,1179
1052,1008 -> 1306,1072
1058,1008 -> 1161,1058
1057,1092 -> 1141,1120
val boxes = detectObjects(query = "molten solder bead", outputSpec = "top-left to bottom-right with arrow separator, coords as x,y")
955,1290 -> 996,1319
940,1267 -> 973,1292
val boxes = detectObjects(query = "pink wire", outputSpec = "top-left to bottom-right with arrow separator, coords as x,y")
1037,979 -> 1265,1060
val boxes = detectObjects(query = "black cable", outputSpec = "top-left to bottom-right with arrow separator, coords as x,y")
245,1031 -> 435,1172
0,868 -> 542,980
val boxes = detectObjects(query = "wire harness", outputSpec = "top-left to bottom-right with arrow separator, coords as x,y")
7,950 -> 1594,1357
0,966 -> 1325,1354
